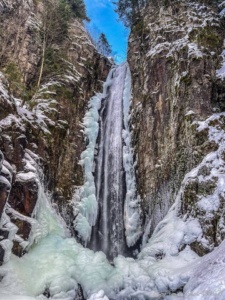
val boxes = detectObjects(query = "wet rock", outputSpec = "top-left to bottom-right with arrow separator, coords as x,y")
13,134 -> 27,170
12,241 -> 26,258
8,174 -> 38,216
75,284 -> 85,300
0,229 -> 9,240
9,217 -> 32,242
43,288 -> 51,298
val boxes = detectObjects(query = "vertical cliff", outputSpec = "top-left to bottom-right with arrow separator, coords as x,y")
0,0 -> 111,259
128,0 -> 225,247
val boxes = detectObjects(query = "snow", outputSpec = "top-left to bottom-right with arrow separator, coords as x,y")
0,114 -> 24,131
0,211 -> 124,299
2,160 -> 13,174
0,72 -> 15,107
0,76 -> 61,137
88,290 -> 109,300
188,43 -> 203,59
185,110 -> 195,117
183,240 -> 225,300
0,212 -> 18,264
146,2 -> 219,63
0,175 -> 11,190
0,239 -> 13,263
0,295 -> 36,300
139,201 -> 202,259
16,172 -> 37,182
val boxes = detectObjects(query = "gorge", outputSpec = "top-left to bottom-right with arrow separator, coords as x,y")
0,0 -> 225,299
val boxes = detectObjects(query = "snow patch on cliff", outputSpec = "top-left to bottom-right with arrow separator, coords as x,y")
147,2 -> 220,61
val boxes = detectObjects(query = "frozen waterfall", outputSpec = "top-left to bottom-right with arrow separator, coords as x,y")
75,63 -> 142,260
90,64 -> 127,259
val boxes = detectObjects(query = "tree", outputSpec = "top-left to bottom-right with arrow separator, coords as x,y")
67,0 -> 90,21
37,0 -> 90,89
114,0 -> 146,27
37,0 -> 72,89
97,33 -> 112,57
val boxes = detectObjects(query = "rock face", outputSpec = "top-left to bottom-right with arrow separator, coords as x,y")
0,0 -> 111,260
128,0 -> 225,240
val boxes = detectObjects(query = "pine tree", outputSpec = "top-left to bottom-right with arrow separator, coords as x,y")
114,0 -> 146,27
67,0 -> 89,21
37,0 -> 89,89
97,33 -> 112,56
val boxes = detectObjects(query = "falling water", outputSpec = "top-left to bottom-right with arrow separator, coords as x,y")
89,64 -> 129,260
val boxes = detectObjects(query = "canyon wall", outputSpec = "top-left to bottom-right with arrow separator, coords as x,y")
128,0 -> 225,252
0,0 -> 111,260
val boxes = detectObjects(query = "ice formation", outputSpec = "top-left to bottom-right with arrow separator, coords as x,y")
75,63 -> 142,258
89,64 -> 128,258
74,68 -> 115,244
122,65 -> 142,247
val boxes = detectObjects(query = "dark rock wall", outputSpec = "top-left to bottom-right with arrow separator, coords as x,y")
128,0 -> 225,235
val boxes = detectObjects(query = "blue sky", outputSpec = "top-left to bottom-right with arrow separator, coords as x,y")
84,0 -> 129,63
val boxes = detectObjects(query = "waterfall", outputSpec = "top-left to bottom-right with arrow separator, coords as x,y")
90,64 -> 128,259
75,63 -> 142,260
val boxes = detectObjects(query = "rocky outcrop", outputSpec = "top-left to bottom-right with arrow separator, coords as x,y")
128,0 -> 225,240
